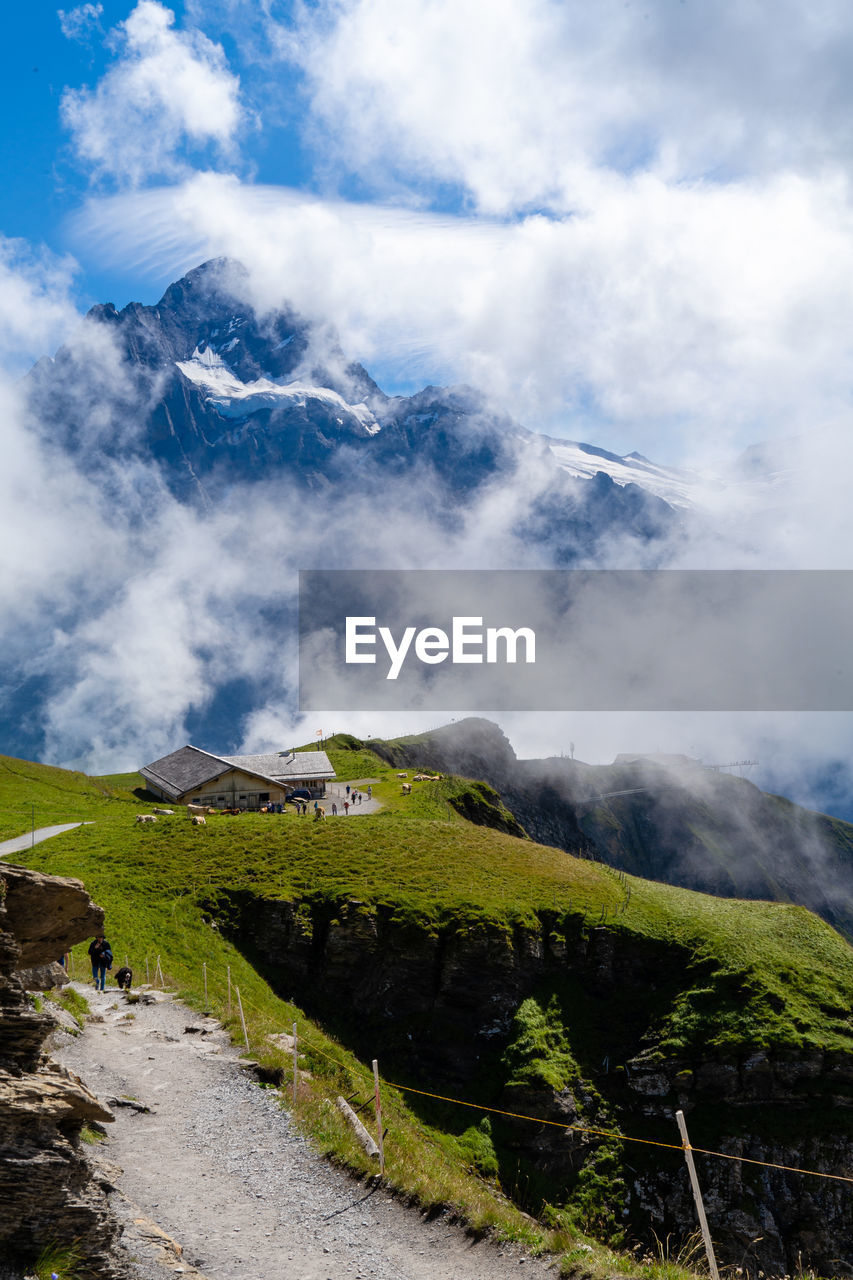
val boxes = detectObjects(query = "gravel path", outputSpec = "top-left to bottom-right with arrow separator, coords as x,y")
54,985 -> 558,1280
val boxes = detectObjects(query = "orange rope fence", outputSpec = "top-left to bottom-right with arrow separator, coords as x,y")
84,955 -> 853,1190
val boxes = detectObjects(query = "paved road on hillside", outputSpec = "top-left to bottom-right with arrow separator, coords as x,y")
0,822 -> 93,858
55,984 -> 559,1280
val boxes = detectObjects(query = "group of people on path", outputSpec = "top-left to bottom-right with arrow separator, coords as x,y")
329,781 -> 372,816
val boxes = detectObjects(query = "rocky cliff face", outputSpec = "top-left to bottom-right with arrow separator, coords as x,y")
0,864 -> 123,1276
216,889 -> 853,1277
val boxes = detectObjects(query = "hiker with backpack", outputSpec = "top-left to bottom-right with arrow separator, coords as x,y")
88,934 -> 113,991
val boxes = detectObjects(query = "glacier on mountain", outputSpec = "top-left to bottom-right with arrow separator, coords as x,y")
176,345 -> 381,433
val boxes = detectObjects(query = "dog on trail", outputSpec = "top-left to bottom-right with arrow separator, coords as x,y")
115,966 -> 133,991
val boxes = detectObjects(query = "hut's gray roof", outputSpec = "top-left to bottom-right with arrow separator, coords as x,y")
140,746 -> 230,800
140,745 -> 335,799
220,751 -> 335,782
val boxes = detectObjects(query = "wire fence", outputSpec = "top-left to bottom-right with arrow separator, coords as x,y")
65,949 -> 853,1191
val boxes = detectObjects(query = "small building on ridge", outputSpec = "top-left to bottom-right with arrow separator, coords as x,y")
140,744 -> 335,809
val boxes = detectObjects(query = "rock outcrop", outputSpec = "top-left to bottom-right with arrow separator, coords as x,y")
0,863 -> 122,1275
217,890 -> 853,1277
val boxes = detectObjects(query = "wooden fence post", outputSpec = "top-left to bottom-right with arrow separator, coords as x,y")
235,985 -> 249,1052
203,961 -> 208,1008
292,1021 -> 298,1108
372,1059 -> 386,1176
145,956 -> 150,985
676,1110 -> 721,1280
227,965 -> 232,1016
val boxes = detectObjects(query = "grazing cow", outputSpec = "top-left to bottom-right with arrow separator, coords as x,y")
313,806 -> 326,820
401,783 -> 412,795
191,814 -> 206,826
136,814 -> 157,824
187,804 -> 205,815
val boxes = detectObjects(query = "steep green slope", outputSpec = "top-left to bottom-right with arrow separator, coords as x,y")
6,745 -> 853,1273
21,807 -> 853,1056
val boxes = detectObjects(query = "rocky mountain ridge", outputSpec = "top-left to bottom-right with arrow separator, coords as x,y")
25,257 -> 678,543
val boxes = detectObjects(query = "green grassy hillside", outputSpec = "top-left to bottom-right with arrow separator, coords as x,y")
18,802 -> 853,1057
368,718 -> 853,943
5,744 -> 853,1275
0,754 -> 145,840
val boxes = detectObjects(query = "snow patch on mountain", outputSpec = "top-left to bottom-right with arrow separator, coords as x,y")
175,346 -> 381,434
546,438 -> 701,509
545,435 -> 800,515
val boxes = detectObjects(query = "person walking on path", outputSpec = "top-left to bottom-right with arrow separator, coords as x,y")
88,934 -> 113,991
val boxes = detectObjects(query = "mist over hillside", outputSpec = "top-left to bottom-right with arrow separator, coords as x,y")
370,717 -> 853,941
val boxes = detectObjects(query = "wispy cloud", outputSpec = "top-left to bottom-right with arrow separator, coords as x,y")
61,0 -> 246,186
8,0 -> 853,808
58,3 -> 104,43
2,248 -> 852,810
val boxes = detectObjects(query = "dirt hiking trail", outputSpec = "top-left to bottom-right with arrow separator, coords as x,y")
55,983 -> 560,1280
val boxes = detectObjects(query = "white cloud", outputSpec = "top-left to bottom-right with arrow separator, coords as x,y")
3,232 -> 852,799
69,169 -> 853,462
61,0 -> 245,185
0,382 -> 109,619
16,0 -> 853,788
284,0 -> 853,215
0,238 -> 80,375
58,3 -> 104,43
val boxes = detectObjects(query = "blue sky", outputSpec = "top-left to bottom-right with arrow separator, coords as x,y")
6,0 -> 853,462
0,3 -> 308,309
